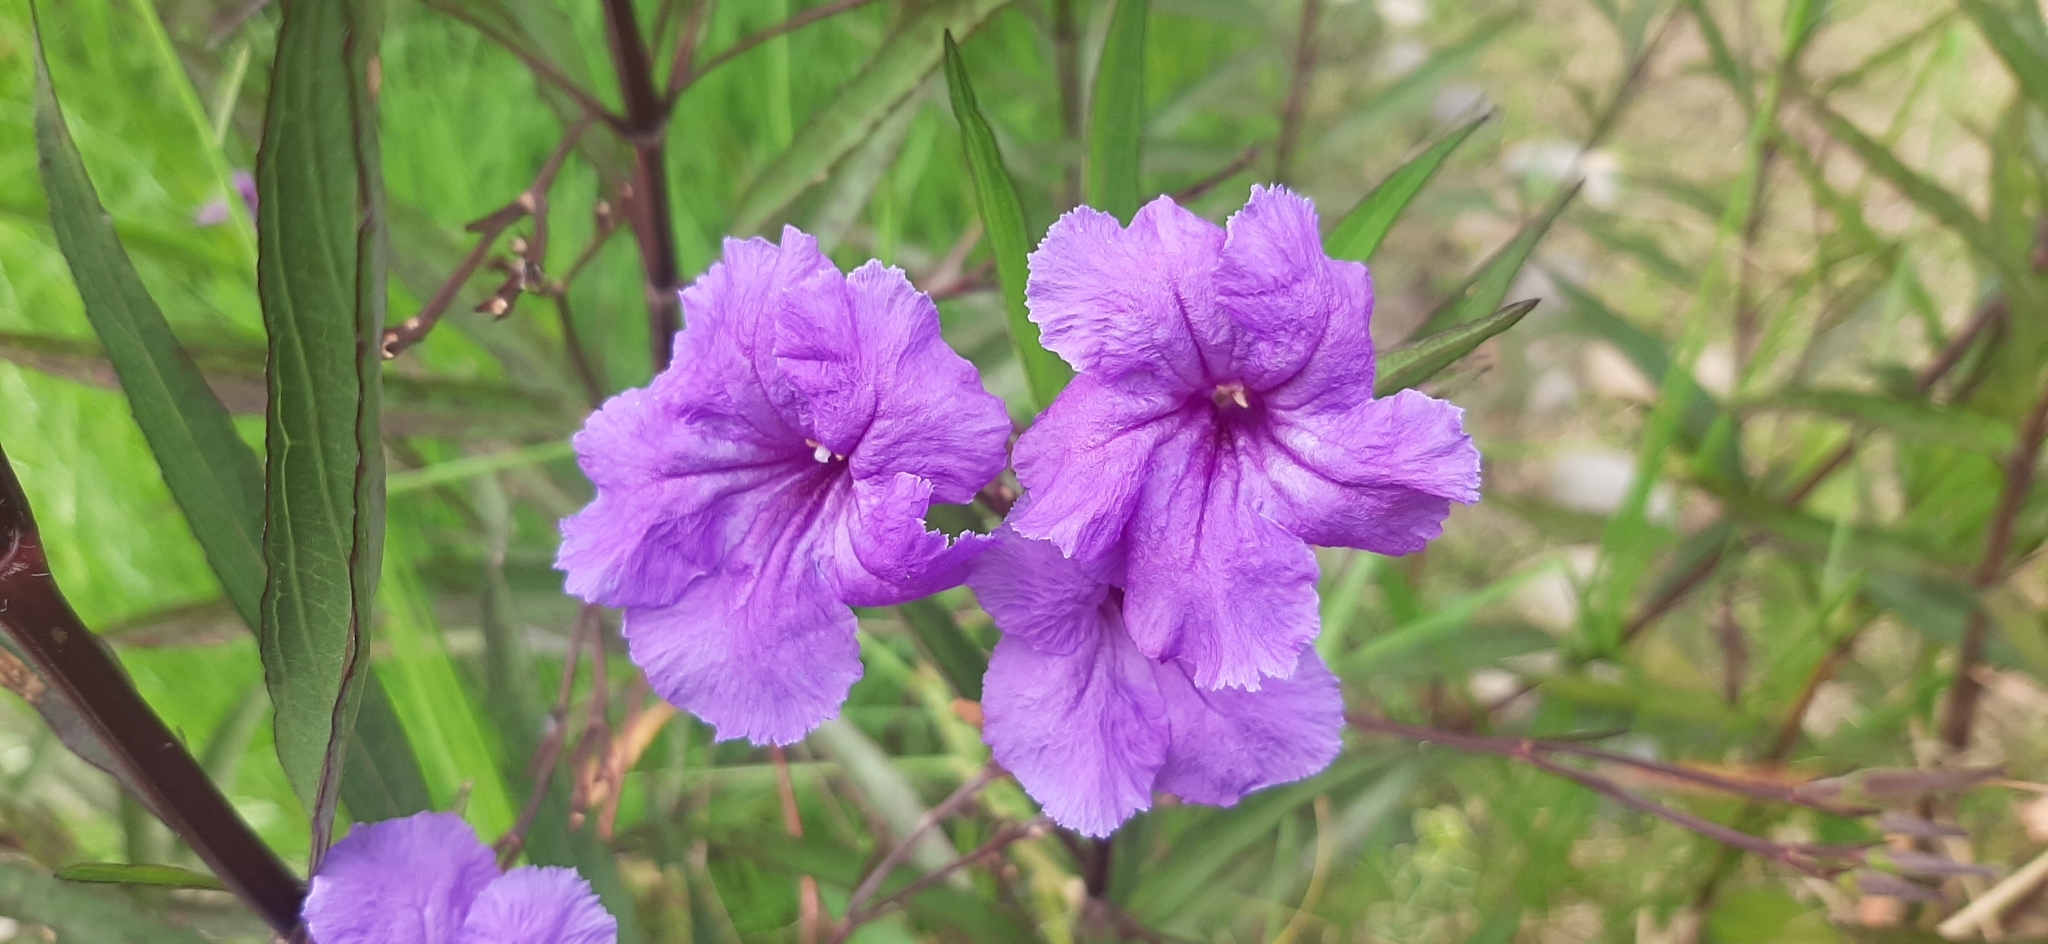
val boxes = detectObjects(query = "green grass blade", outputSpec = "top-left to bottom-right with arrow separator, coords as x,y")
897,593 -> 989,701
732,0 -> 1011,235
1414,183 -> 1577,337
1374,299 -> 1537,397
0,860 -> 212,944
1087,0 -> 1148,222
255,0 -> 390,859
32,21 -> 267,631
55,863 -> 227,892
1326,109 -> 1493,263
942,30 -> 1073,410
339,671 -> 435,822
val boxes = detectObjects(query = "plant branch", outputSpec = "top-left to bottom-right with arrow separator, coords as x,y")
600,0 -> 685,369
495,603 -> 595,867
1272,0 -> 1322,184
0,443 -> 305,934
383,116 -> 591,358
671,0 -> 883,104
1941,368 -> 2048,750
842,763 -> 1005,920
836,816 -> 1050,937
420,0 -> 627,129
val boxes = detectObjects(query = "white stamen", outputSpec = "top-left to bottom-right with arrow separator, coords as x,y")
808,439 -> 833,463
1231,387 -> 1250,408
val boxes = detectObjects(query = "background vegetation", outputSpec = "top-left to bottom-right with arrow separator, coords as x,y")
3,0 -> 2047,941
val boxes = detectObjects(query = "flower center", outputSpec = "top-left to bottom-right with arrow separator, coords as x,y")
1211,381 -> 1251,410
804,439 -> 845,464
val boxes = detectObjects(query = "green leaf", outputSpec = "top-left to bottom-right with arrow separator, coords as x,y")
1087,0 -> 1149,222
0,859 -> 211,944
55,862 -> 226,892
809,720 -> 962,875
1326,109 -> 1493,263
732,0 -> 1011,235
32,16 -> 267,634
1414,183 -> 1577,337
1336,565 -> 1557,679
1962,0 -> 2048,109
255,0 -> 389,858
339,671 -> 435,822
896,595 -> 989,702
1755,389 -> 2016,453
942,30 -> 1073,411
1374,299 -> 1537,397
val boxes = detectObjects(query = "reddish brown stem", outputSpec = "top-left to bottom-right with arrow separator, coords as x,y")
600,0 -> 684,369
1272,0 -> 1322,184
495,604 -> 595,867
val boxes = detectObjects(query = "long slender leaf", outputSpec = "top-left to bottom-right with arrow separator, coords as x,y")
1961,0 -> 2048,109
0,859 -> 213,944
255,0 -> 389,860
1088,0 -> 1148,222
897,594 -> 990,702
942,30 -> 1073,410
56,862 -> 227,892
1375,299 -> 1537,396
1326,109 -> 1493,263
1414,183 -> 1578,337
732,0 -> 1011,235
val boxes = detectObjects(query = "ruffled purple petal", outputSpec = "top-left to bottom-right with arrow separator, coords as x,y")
1153,649 -> 1343,807
982,630 -> 1168,837
303,812 -> 499,944
623,538 -> 861,746
1120,416 -> 1321,690
966,528 -> 1118,657
1215,186 -> 1367,392
1009,375 -> 1181,562
455,867 -> 617,944
1026,198 -> 1223,390
1256,389 -> 1480,554
831,472 -> 992,606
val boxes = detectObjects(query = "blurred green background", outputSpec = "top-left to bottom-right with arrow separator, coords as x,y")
5,0 -> 2048,941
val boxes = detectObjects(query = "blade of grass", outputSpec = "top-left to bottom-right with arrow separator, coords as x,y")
55,863 -> 228,892
1413,183 -> 1579,337
896,594 -> 989,701
942,30 -> 1072,410
1326,109 -> 1494,263
254,0 -> 390,862
0,859 -> 214,944
1374,299 -> 1537,397
1087,0 -> 1148,222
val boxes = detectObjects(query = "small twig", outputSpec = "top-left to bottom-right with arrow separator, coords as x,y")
1175,147 -> 1262,203
420,0 -> 628,129
1053,0 -> 1084,206
660,0 -> 715,102
913,222 -> 985,297
384,117 -> 591,358
671,0 -> 882,104
600,0 -> 685,369
1348,713 -> 1870,876
495,604 -> 596,867
570,614 -> 614,829
1941,369 -> 2048,750
1272,0 -> 1322,183
207,0 -> 272,48
843,763 -> 1005,919
838,817 -> 1050,935
770,745 -> 823,944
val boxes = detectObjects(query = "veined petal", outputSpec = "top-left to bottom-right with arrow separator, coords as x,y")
967,528 -> 1118,657
831,472 -> 991,606
1010,374 -> 1182,563
1026,198 -> 1223,389
1256,389 -> 1480,554
1215,186 -> 1366,391
1154,649 -> 1343,807
624,548 -> 860,746
303,812 -> 498,944
1121,417 -> 1321,690
982,631 -> 1168,837
456,867 -> 617,944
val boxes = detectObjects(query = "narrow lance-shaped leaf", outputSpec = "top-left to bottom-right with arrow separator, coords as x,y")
897,594 -> 988,701
56,863 -> 228,893
733,0 -> 1012,234
31,0 -> 430,841
1326,108 -> 1494,263
1414,181 -> 1578,337
1,859 -> 214,944
943,30 -> 1073,410
1088,0 -> 1148,222
1374,299 -> 1537,397
255,0 -> 389,862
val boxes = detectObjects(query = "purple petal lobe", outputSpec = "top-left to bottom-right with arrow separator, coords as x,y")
831,472 -> 992,606
1120,417 -> 1321,689
1154,649 -> 1343,806
1026,198 -> 1223,388
624,549 -> 861,746
1215,186 -> 1365,391
1258,389 -> 1480,554
1009,375 -> 1180,562
982,630 -> 1168,837
967,529 -> 1117,657
456,867 -> 617,944
304,812 -> 498,944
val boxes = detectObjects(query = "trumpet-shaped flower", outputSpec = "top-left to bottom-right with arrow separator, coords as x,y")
556,228 -> 1012,745
303,812 -> 615,944
1009,186 -> 1481,690
971,530 -> 1342,836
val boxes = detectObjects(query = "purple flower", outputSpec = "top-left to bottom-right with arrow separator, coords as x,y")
302,812 -> 615,944
1009,186 -> 1480,691
971,529 -> 1342,836
195,169 -> 258,227
556,228 -> 1012,745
